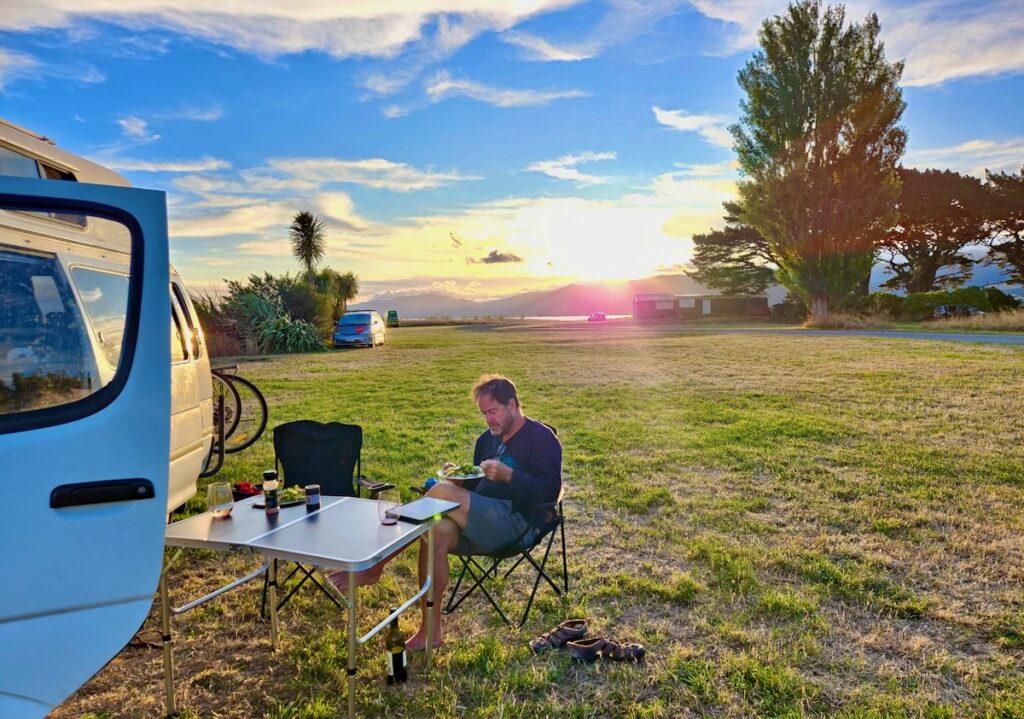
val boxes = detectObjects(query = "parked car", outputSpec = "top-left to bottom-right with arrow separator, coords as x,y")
333,310 -> 387,347
588,312 -> 607,322
933,305 -> 985,319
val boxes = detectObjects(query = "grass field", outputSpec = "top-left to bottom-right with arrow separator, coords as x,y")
53,322 -> 1024,718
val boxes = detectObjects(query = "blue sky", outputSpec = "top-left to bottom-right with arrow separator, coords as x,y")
2,0 -> 1022,301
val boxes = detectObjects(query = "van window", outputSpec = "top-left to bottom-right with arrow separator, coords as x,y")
170,283 -> 200,359
339,313 -> 371,325
71,267 -> 129,369
170,305 -> 188,363
0,248 -> 92,415
0,144 -> 86,227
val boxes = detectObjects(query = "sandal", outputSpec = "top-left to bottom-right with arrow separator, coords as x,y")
529,619 -> 588,653
567,636 -> 646,663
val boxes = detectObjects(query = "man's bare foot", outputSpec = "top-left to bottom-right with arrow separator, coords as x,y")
405,625 -> 444,651
327,566 -> 382,590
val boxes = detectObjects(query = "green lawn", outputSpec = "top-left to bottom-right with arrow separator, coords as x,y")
57,323 -> 1024,718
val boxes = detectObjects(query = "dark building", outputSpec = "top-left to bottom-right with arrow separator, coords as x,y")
632,293 -> 678,319
676,295 -> 770,319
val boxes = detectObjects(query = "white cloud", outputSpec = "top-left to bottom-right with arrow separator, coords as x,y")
905,138 -> 1024,177
267,157 -> 480,192
117,116 -> 160,141
0,48 -> 37,89
425,69 -> 587,107
0,1 -> 582,60
0,47 -> 104,89
673,159 -> 738,177
525,151 -> 616,185
152,104 -> 224,121
105,155 -> 228,172
501,31 -> 594,61
687,0 -> 1024,87
652,105 -> 733,149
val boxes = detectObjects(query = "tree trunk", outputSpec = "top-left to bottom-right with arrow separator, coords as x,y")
810,296 -> 831,322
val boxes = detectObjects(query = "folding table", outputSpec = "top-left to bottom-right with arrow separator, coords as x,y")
161,495 -> 457,718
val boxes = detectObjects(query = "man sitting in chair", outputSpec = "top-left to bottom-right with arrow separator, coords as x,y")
329,374 -> 561,650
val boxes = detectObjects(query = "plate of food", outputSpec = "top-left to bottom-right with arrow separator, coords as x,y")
253,485 -> 306,508
438,463 -> 485,481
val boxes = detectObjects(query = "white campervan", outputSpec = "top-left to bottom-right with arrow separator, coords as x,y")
0,118 -> 213,717
0,119 -> 214,511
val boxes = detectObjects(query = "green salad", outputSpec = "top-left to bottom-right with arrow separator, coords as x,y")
443,463 -> 481,477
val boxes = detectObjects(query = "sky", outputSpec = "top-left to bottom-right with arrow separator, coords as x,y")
1,0 -> 1022,303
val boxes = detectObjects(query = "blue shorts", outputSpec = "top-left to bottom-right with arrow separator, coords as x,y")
455,494 -> 535,555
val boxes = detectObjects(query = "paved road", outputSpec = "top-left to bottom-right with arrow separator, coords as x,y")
672,327 -> 1024,345
462,322 -> 1024,345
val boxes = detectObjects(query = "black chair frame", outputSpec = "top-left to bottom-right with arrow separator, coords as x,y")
260,420 -> 393,616
444,499 -> 568,628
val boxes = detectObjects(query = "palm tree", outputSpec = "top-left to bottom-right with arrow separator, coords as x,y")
289,211 -> 326,281
313,268 -> 360,318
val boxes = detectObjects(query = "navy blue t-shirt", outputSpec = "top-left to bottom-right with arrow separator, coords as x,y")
472,418 -> 562,518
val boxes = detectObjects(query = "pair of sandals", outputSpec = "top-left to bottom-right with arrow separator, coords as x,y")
529,619 -> 646,663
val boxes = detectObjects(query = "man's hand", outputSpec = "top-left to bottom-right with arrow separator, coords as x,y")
480,459 -> 513,483
439,462 -> 464,486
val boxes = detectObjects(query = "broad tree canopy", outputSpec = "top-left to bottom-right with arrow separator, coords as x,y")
730,0 -> 907,320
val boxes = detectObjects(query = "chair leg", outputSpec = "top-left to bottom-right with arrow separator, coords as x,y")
443,557 -> 471,614
560,516 -> 569,593
517,530 -> 559,627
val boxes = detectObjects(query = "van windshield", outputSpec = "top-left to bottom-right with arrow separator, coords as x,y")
339,313 -> 370,325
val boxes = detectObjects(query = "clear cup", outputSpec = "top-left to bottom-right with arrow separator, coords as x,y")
377,489 -> 400,525
207,482 -> 234,518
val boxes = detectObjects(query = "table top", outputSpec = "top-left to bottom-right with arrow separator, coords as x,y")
165,495 -> 458,572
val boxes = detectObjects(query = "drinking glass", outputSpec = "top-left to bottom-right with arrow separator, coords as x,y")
207,482 -> 234,518
377,489 -> 400,525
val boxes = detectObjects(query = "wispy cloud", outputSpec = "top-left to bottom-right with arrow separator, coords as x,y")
1,2 -> 578,62
687,0 -> 1024,87
0,47 -> 103,89
905,137 -> 1024,177
105,156 -> 230,172
267,157 -> 480,192
151,104 -> 224,122
501,31 -> 594,61
526,151 -> 616,185
117,116 -> 160,141
425,70 -> 587,108
652,105 -> 733,149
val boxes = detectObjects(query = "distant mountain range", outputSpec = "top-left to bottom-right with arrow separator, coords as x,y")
352,265 -> 1021,319
351,275 -> 786,318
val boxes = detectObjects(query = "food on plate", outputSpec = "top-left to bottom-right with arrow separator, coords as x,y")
441,463 -> 482,478
278,486 -> 306,503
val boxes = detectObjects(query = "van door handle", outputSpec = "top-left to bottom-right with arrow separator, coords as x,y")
50,479 -> 155,508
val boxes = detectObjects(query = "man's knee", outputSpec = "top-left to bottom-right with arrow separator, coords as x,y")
424,517 -> 460,551
427,482 -> 469,509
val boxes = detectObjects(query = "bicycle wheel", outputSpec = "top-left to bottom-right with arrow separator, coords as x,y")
222,373 -> 268,453
211,372 -> 241,440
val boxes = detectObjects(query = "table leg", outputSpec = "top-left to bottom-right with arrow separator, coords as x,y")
347,571 -> 357,719
159,571 -> 175,717
425,524 -> 435,669
268,559 -> 280,650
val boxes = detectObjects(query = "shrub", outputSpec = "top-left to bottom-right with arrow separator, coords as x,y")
230,293 -> 326,354
987,287 -> 1023,313
770,294 -> 808,323
804,312 -> 894,329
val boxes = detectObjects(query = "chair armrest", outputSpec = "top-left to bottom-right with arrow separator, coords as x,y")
357,476 -> 395,499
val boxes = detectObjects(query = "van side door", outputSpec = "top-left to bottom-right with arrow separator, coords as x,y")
0,177 -> 171,718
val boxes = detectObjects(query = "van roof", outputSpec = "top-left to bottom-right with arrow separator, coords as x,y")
0,117 -> 130,187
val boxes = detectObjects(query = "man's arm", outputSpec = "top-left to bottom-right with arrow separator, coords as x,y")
506,431 -> 562,507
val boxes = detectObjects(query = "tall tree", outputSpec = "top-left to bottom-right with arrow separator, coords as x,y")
289,211 -> 326,281
313,268 -> 360,318
878,168 -> 990,293
730,0 -> 907,321
985,166 -> 1024,286
688,201 -> 777,295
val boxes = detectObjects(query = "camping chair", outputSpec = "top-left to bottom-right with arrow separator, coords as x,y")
443,491 -> 568,628
261,420 -> 394,615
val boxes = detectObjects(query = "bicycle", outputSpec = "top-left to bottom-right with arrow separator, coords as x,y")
200,366 -> 269,478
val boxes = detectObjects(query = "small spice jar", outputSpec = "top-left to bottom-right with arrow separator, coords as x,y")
304,484 -> 321,512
